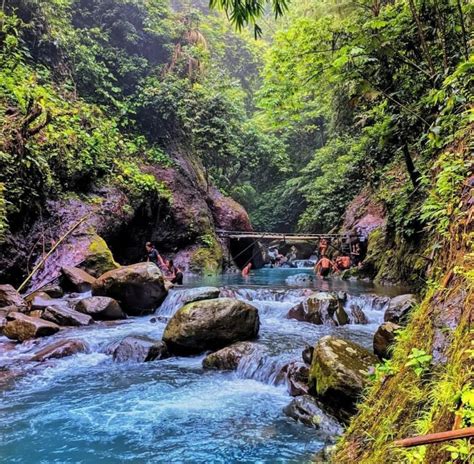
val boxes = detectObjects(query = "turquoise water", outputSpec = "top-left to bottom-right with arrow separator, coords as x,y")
0,270 -> 400,463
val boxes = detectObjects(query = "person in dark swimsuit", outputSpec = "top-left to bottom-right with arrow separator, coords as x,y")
145,242 -> 162,266
166,260 -> 183,285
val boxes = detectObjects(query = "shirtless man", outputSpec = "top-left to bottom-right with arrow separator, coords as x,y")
319,238 -> 328,257
314,256 -> 335,277
242,262 -> 252,276
335,255 -> 351,272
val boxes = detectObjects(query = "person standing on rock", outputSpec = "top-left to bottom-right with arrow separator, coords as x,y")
145,242 -> 166,268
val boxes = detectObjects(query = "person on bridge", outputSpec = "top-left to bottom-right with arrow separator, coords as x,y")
242,262 -> 252,276
314,256 -> 335,277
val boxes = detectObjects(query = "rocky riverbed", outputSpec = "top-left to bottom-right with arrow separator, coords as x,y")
0,266 -> 415,463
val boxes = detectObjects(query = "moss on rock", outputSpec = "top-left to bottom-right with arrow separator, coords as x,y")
81,234 -> 120,277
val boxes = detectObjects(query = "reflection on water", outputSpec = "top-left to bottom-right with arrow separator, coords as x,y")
0,270 -> 403,463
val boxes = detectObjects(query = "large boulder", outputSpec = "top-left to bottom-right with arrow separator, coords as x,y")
3,312 -> 60,342
283,395 -> 343,434
79,234 -> 120,277
61,266 -> 96,293
163,298 -> 260,354
288,293 -> 349,326
308,335 -> 377,422
277,361 -> 310,396
92,263 -> 167,315
108,336 -> 169,363
373,322 -> 401,359
0,284 -> 25,308
42,305 -> 94,327
31,339 -> 88,361
384,294 -> 417,325
75,296 -> 126,321
203,341 -> 260,370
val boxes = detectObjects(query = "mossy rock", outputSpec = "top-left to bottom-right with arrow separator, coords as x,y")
189,237 -> 223,275
309,335 -> 377,422
80,234 -> 120,278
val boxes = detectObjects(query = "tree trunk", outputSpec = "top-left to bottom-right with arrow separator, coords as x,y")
402,144 -> 420,190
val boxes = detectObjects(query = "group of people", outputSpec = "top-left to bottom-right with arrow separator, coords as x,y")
145,242 -> 183,285
313,231 -> 366,277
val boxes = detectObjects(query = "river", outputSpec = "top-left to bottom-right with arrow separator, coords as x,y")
0,267 -> 405,463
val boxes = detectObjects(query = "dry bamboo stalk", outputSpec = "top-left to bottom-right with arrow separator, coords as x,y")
393,427 -> 474,448
16,213 -> 92,294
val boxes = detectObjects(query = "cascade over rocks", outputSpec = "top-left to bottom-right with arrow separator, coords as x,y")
349,305 -> 368,325
3,312 -> 60,342
373,322 -> 401,359
288,293 -> 349,326
163,298 -> 260,355
203,341 -> 260,370
31,339 -> 88,361
108,336 -> 169,363
308,335 -> 377,422
61,266 -> 96,293
283,395 -> 343,434
384,294 -> 417,324
0,284 -> 26,309
92,263 -> 167,315
42,305 -> 94,327
75,296 -> 126,320
178,287 -> 221,305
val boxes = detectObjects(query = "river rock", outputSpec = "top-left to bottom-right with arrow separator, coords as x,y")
92,262 -> 167,315
163,298 -> 260,355
288,293 -> 349,326
181,287 -> 221,305
278,361 -> 309,396
302,345 -> 314,365
203,341 -> 259,370
308,335 -> 377,422
75,296 -> 126,320
109,336 -> 169,362
42,305 -> 94,327
0,284 -> 26,309
61,266 -> 96,293
3,312 -> 60,342
283,395 -> 343,434
26,291 -> 53,311
349,305 -> 368,324
384,294 -> 417,325
31,339 -> 88,361
40,283 -> 64,299
373,322 -> 401,359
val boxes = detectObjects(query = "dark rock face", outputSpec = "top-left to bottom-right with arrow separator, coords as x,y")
277,361 -> 309,396
61,266 -> 96,293
31,339 -> 88,361
109,336 -> 169,363
92,263 -> 167,315
0,284 -> 25,308
373,322 -> 401,359
40,283 -> 64,299
288,293 -> 349,326
302,345 -> 314,365
75,296 -> 126,320
3,312 -> 60,342
308,335 -> 377,422
42,305 -> 94,327
384,294 -> 417,324
349,305 -> 369,324
163,298 -> 260,355
283,395 -> 343,434
203,341 -> 259,370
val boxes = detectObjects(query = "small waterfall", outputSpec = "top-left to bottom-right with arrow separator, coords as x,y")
344,294 -> 390,325
293,260 -> 315,268
235,349 -> 287,385
222,287 -> 312,303
157,290 -> 190,317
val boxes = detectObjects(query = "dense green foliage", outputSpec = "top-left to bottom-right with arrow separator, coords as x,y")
0,0 -> 286,238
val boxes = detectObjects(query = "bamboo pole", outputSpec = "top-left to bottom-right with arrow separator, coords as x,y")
16,213 -> 92,294
393,427 -> 474,448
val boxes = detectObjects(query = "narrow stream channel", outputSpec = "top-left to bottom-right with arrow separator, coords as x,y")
0,268 -> 405,463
